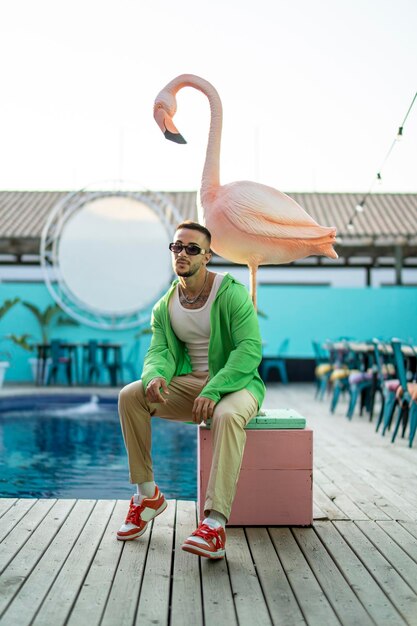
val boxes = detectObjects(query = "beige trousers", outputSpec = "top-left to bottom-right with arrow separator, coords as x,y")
118,372 -> 258,520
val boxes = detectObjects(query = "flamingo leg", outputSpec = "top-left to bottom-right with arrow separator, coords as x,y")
249,265 -> 258,310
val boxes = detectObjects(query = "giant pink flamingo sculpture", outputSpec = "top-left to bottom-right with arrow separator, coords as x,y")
154,74 -> 337,308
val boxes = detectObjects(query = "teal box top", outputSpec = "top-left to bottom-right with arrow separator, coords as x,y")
245,408 -> 306,429
203,408 -> 306,430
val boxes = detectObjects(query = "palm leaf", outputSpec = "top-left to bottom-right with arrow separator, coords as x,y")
56,315 -> 79,327
6,333 -> 34,352
0,298 -> 20,320
22,302 -> 45,325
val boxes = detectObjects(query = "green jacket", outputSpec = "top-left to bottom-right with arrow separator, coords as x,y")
141,273 -> 265,409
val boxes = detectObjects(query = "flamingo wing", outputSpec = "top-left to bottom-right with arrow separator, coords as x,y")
216,181 -> 334,240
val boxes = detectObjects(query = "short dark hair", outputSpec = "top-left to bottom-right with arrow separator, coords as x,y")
175,220 -> 211,246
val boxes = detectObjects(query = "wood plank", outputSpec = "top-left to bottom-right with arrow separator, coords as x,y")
246,527 -> 306,626
200,538 -> 238,626
101,515 -> 151,626
323,447 -> 417,519
335,520 -> 417,625
313,502 -> 327,520
314,477 -> 370,521
0,499 -> 37,542
399,521 -> 417,542
170,501 -> 203,626
293,527 -> 374,626
315,521 -> 406,626
317,464 -> 392,521
135,499 -> 175,626
347,467 -> 417,521
320,452 -> 416,522
0,499 -> 18,518
66,500 -> 126,626
0,499 -> 56,573
226,528 -> 272,626
0,499 -> 94,626
313,484 -> 349,521
32,500 -> 116,626
0,499 -> 76,618
269,527 -> 340,626
356,520 -> 417,595
377,520 -> 417,565
376,470 -> 417,508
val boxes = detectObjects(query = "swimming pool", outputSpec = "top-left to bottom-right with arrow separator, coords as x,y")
0,395 -> 197,500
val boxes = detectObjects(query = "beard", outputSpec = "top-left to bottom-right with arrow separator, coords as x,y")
174,260 -> 200,278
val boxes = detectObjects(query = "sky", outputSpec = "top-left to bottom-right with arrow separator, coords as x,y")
0,0 -> 416,194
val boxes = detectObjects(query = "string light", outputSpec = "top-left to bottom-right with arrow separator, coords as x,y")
345,90 -> 417,231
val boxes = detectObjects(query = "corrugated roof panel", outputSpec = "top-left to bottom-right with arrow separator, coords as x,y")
0,190 -> 417,241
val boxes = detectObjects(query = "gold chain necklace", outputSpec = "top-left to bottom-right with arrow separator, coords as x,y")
180,271 -> 208,304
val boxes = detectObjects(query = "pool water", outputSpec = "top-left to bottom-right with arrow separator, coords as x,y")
0,399 -> 197,500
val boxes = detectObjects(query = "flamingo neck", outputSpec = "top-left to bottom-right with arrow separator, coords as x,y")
166,74 -> 222,194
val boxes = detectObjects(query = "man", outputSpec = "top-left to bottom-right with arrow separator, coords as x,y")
117,220 -> 265,559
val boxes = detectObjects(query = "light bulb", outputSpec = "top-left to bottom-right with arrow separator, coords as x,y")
347,222 -> 354,231
397,126 -> 403,141
355,203 -> 364,212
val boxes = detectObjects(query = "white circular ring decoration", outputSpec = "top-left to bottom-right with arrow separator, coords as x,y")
40,183 -> 183,330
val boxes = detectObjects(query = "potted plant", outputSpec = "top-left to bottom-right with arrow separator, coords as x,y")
0,298 -> 20,388
20,302 -> 79,383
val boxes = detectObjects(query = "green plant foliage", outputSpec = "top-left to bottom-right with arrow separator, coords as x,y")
6,334 -> 34,352
22,302 -> 79,343
0,298 -> 20,320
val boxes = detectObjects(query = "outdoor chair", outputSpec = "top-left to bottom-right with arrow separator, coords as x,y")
329,341 -> 356,413
329,367 -> 350,413
312,340 -> 332,399
373,340 -> 399,434
345,344 -> 374,420
82,340 -> 102,385
406,384 -> 417,447
261,338 -> 289,384
46,339 -> 73,385
390,339 -> 417,444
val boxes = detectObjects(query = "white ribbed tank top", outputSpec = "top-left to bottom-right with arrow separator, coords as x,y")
169,273 -> 224,372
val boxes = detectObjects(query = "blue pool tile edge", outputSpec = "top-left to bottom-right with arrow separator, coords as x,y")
0,394 -> 118,412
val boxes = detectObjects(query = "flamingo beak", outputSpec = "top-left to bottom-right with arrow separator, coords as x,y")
154,108 -> 187,144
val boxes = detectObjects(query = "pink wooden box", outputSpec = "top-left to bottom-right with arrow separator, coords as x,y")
198,426 -> 313,526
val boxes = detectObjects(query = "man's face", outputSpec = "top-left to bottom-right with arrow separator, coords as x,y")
171,228 -> 211,278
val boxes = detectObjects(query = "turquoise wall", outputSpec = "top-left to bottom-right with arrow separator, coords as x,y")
0,283 -> 152,382
258,285 -> 417,357
1,282 -> 416,381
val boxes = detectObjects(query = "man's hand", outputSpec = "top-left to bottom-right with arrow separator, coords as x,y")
146,377 -> 170,404
192,395 -> 216,424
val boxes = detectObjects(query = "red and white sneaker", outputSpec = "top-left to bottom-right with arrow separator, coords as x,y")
181,520 -> 226,559
116,486 -> 167,541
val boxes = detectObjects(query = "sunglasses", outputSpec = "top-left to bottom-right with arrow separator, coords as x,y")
169,242 -> 208,256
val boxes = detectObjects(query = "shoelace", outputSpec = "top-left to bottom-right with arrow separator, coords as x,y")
125,499 -> 145,525
192,523 -> 224,547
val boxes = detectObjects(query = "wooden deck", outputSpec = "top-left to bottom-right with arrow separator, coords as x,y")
1,383 -> 417,626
